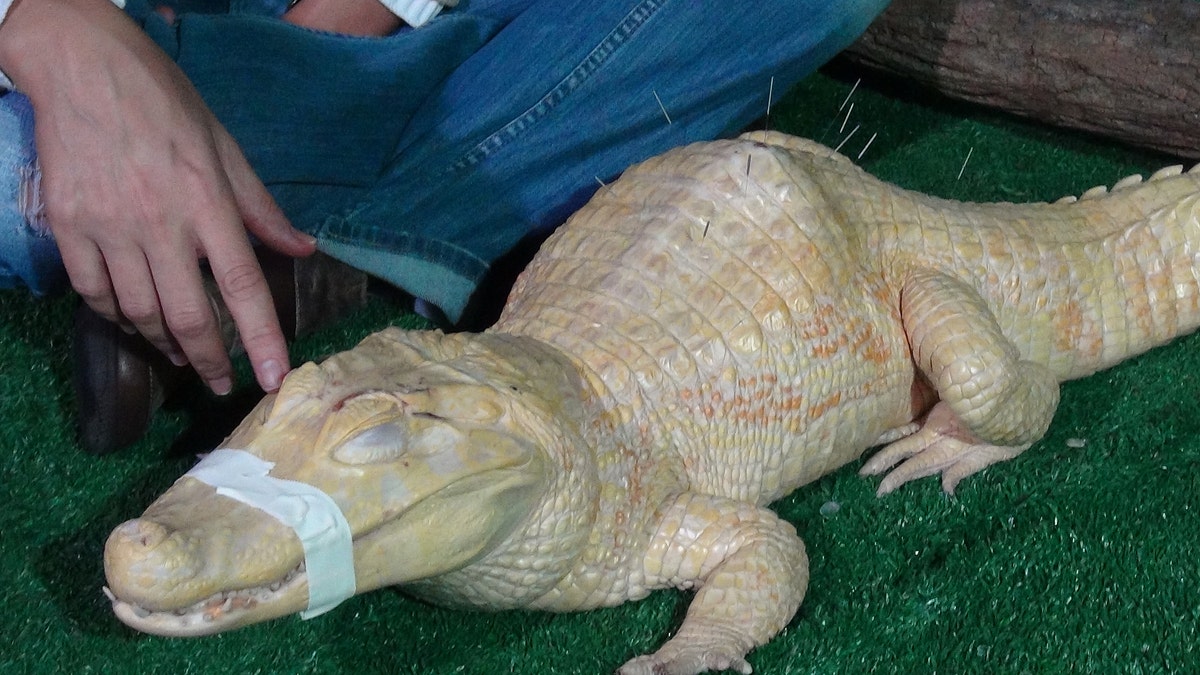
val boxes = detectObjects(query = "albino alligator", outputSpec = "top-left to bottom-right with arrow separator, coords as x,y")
103,130 -> 1200,674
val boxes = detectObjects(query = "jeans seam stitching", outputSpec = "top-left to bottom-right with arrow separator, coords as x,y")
447,0 -> 668,174
319,218 -> 490,276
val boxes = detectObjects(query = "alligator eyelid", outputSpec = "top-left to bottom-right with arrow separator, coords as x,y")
332,389 -> 417,412
411,412 -> 446,421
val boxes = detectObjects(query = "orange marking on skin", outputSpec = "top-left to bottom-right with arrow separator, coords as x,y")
804,322 -> 831,339
870,281 -> 896,307
852,324 -> 892,365
809,341 -> 841,359
1052,299 -> 1084,353
798,305 -> 836,341
807,391 -> 842,420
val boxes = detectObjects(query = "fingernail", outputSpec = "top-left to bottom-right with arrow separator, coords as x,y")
167,350 -> 189,367
259,359 -> 287,392
209,376 -> 234,396
119,323 -> 137,336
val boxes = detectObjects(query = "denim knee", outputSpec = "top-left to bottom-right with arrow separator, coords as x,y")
0,92 -> 67,296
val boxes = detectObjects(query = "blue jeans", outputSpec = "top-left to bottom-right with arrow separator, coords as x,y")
0,0 -> 890,321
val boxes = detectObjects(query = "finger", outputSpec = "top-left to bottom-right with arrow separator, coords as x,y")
54,232 -> 121,319
202,236 -> 290,393
105,247 -> 187,366
183,174 -> 292,394
147,244 -> 235,394
58,233 -> 142,336
153,124 -> 288,393
212,126 -> 317,258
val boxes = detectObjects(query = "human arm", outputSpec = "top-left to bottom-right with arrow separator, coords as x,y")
0,0 -> 316,395
283,0 -> 402,35
283,0 -> 457,34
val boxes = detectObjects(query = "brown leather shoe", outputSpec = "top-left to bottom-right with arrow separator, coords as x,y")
73,251 -> 367,455
72,303 -> 180,454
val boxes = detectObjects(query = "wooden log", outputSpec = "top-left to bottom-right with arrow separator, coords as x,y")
843,0 -> 1200,158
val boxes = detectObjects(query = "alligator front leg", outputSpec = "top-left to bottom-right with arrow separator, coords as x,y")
862,269 -> 1059,495
618,493 -> 809,675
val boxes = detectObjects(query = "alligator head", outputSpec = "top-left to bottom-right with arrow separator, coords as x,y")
103,328 -> 594,636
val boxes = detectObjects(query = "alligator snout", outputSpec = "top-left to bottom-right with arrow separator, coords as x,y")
104,476 -> 309,616
104,518 -> 207,612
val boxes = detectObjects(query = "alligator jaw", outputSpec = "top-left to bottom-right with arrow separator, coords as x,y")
104,563 -> 310,637
101,476 -> 317,637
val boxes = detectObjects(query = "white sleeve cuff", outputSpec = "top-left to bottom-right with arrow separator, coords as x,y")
377,0 -> 453,28
0,0 -> 126,91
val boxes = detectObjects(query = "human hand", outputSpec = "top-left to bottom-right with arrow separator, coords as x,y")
0,0 -> 317,395
283,0 -> 403,36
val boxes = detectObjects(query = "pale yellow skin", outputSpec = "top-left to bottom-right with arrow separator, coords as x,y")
104,131 -> 1200,675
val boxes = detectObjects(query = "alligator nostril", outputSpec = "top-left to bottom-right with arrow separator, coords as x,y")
105,519 -> 201,610
112,519 -> 169,551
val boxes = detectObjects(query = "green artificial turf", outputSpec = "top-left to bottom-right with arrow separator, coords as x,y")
3,61 -> 1198,674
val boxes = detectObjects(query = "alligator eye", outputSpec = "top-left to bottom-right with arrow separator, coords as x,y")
316,391 -> 404,460
333,421 -> 409,465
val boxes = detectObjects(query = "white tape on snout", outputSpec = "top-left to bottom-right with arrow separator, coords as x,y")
185,448 -> 356,619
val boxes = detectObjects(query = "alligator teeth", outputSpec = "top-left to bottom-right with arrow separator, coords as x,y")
1112,173 -> 1143,190
108,561 -> 308,623
1150,165 -> 1184,180
1080,185 -> 1109,200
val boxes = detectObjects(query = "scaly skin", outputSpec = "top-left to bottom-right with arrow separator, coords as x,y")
105,131 -> 1200,674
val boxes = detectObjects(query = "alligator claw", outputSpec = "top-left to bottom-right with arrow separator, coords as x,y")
861,402 -> 1030,496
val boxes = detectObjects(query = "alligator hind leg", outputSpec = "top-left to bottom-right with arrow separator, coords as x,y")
861,402 -> 1031,495
861,269 -> 1059,495
618,493 -> 808,675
